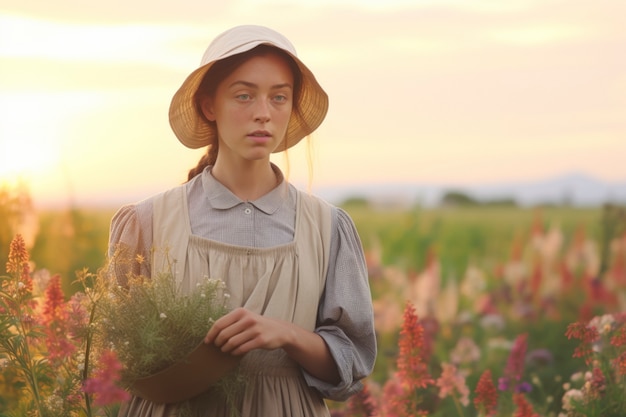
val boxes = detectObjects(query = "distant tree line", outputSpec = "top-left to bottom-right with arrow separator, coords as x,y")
339,190 -> 518,209
439,190 -> 517,207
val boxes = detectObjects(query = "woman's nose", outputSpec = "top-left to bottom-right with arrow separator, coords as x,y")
253,99 -> 271,123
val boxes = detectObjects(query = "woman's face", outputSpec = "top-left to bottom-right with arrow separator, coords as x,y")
200,52 -> 294,163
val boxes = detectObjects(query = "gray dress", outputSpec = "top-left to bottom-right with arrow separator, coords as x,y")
108,166 -> 376,416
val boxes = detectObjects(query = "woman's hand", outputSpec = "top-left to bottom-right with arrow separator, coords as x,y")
204,307 -> 294,355
204,307 -> 341,384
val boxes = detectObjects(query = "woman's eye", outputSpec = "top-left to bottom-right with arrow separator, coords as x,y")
274,95 -> 288,103
236,94 -> 251,101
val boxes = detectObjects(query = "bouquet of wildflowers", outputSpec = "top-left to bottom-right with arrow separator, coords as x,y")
94,259 -> 240,404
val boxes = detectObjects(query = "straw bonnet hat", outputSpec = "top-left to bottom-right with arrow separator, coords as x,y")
169,25 -> 329,151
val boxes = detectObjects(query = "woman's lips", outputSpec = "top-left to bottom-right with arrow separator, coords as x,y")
248,131 -> 271,144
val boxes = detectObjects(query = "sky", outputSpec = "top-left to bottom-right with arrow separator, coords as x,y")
1,0 -> 625,208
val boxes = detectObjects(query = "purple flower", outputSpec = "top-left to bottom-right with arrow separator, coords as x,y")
498,377 -> 509,391
525,348 -> 554,367
515,381 -> 533,393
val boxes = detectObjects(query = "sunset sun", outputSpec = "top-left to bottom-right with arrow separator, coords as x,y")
0,93 -> 62,182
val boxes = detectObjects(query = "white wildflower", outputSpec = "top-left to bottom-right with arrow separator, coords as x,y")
45,394 -> 64,412
17,282 -> 25,289
480,314 -> 506,331
450,336 -> 481,365
589,314 -> 615,335
562,388 -> 584,411
160,313 -> 167,319
486,337 -> 513,350
570,371 -> 584,382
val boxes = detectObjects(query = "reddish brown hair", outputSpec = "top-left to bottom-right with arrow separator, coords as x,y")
186,44 -> 304,181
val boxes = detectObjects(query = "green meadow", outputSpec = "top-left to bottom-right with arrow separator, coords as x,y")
19,203 -> 606,291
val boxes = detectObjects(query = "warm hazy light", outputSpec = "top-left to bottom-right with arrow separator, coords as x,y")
0,94 -> 62,180
1,1 -> 625,207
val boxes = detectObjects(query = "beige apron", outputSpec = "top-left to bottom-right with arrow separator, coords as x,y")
119,184 -> 333,417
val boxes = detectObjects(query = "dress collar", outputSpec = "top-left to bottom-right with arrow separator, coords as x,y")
200,163 -> 286,215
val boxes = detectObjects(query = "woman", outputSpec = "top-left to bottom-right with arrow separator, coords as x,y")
108,25 -> 376,416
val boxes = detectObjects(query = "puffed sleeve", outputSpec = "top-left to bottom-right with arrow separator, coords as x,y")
107,200 -> 154,282
303,207 -> 377,401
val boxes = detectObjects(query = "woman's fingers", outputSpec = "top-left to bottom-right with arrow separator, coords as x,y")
204,307 -> 245,344
203,308 -> 288,354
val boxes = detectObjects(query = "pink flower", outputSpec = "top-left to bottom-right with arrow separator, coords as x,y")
381,374 -> 405,417
41,274 -> 65,325
513,393 -> 540,417
584,367 -> 606,399
346,382 -> 379,417
450,336 -> 481,365
615,351 -> 626,376
505,333 -> 528,381
500,333 -> 528,392
435,362 -> 469,406
66,292 -> 91,339
566,321 -> 600,365
40,275 -> 76,363
397,301 -> 433,391
379,302 -> 434,416
83,349 -> 130,406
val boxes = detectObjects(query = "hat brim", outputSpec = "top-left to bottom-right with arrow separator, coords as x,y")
169,42 -> 328,151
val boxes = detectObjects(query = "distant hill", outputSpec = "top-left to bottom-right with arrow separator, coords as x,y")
315,172 -> 626,208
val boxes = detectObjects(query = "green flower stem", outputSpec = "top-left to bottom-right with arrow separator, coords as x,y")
82,299 -> 98,417
452,394 -> 465,417
16,302 -> 44,416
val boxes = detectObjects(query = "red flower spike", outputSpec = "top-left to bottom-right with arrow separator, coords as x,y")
610,325 -> 626,347
83,350 -> 130,406
474,369 -> 498,416
346,382 -> 379,417
614,351 -> 626,376
397,301 -> 434,391
6,234 -> 29,274
41,275 -> 76,363
5,234 -> 33,296
513,393 -> 540,417
565,321 -> 600,365
41,275 -> 66,325
504,333 -> 528,385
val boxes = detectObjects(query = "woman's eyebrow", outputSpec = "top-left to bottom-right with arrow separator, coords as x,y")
228,80 -> 293,90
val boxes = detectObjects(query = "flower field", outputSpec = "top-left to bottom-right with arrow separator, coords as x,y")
1,183 -> 626,416
328,203 -> 626,416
